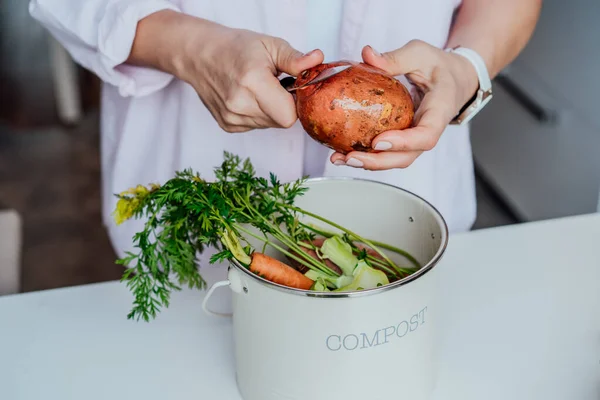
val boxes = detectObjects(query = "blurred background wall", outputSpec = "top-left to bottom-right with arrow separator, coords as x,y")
470,0 -> 600,223
0,0 -> 124,293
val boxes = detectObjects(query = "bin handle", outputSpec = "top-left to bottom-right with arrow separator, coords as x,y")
201,280 -> 233,318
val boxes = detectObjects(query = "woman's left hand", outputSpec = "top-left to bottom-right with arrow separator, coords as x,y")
330,40 -> 480,170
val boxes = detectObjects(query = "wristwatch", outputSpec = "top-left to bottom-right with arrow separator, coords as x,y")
445,46 -> 493,125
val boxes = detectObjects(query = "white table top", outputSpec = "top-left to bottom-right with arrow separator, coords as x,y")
1,214 -> 599,400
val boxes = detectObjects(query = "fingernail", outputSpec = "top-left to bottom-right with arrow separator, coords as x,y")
346,158 -> 364,168
374,141 -> 392,151
333,159 -> 346,166
303,49 -> 318,57
370,46 -> 381,57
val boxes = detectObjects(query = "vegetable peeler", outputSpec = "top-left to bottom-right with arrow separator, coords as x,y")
279,64 -> 351,92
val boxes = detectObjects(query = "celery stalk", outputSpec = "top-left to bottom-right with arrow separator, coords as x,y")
305,270 -> 353,289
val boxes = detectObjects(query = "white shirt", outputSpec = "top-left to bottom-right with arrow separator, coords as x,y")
28,0 -> 473,262
303,0 -> 344,178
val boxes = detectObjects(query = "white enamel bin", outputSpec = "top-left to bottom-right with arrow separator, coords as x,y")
202,177 -> 449,400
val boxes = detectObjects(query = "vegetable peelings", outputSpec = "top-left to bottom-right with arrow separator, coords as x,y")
113,152 -> 420,321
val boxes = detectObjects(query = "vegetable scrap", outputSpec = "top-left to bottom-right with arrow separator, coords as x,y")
113,152 -> 420,321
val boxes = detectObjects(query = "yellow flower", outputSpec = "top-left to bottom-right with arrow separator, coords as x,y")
113,197 -> 140,225
119,184 -> 153,197
112,183 -> 160,225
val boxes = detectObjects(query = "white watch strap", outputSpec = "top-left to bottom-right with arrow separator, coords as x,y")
445,46 -> 493,125
447,47 -> 492,92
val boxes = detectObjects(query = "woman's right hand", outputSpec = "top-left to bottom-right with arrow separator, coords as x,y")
128,10 -> 324,133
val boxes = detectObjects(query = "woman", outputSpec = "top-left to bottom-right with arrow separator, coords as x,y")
29,0 -> 541,266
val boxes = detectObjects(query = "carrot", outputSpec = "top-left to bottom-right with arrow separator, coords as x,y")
250,252 -> 314,290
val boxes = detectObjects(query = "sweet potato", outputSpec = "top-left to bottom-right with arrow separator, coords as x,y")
293,61 -> 414,154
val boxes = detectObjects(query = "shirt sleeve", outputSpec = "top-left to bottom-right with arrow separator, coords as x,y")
29,0 -> 182,97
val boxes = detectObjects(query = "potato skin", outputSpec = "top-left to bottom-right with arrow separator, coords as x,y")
287,238 -> 343,275
294,61 -> 414,154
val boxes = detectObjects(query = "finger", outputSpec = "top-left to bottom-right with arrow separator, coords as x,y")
330,150 -> 423,171
223,91 -> 277,128
247,88 -> 289,128
221,124 -> 255,133
330,152 -> 346,166
223,100 -> 271,124
266,37 -> 324,76
212,102 -> 256,132
252,38 -> 323,127
220,111 -> 272,130
361,40 -> 436,77
195,81 -> 270,132
197,92 -> 237,132
371,89 -> 456,152
253,70 -> 299,128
